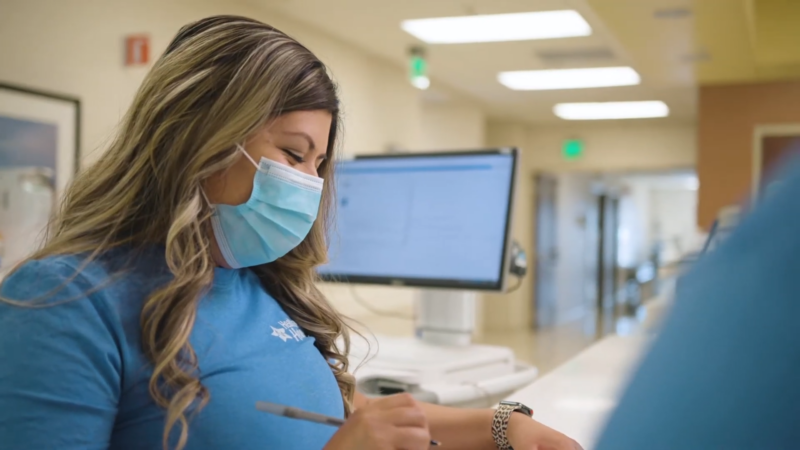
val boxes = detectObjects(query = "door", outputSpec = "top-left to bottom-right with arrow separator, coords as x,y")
534,174 -> 558,328
596,194 -> 619,311
759,134 -> 800,197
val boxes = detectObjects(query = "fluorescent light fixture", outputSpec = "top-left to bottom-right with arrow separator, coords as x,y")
410,75 -> 431,90
401,10 -> 591,44
498,67 -> 641,91
554,101 -> 670,120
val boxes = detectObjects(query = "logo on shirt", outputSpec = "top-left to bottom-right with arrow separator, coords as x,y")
271,319 -> 306,343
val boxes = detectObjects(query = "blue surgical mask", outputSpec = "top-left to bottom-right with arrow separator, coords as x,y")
209,145 -> 324,268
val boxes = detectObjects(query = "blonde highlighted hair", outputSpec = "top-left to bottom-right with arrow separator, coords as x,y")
6,16 -> 353,449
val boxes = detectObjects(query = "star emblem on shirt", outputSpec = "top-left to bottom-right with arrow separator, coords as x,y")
271,326 -> 291,342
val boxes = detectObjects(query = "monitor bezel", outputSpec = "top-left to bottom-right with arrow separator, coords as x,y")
319,148 -> 519,292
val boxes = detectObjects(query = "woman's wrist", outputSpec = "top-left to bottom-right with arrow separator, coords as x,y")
505,412 -> 584,450
491,402 -> 534,449
506,411 -> 532,442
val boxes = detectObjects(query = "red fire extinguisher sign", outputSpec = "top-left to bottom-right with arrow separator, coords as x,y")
125,35 -> 150,66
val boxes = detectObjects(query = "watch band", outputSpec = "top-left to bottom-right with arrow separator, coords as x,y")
492,401 -> 533,450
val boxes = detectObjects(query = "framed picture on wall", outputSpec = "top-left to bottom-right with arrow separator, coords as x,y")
0,83 -> 80,270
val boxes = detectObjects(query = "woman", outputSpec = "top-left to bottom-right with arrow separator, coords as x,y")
0,16 -> 581,450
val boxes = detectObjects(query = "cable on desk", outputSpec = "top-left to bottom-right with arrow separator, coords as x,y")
505,276 -> 523,294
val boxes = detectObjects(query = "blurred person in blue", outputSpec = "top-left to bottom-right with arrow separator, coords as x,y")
0,16 -> 581,450
596,162 -> 800,449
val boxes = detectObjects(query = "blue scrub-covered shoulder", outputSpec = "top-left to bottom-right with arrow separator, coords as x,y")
0,254 -> 146,449
2,255 -> 107,303
596,159 -> 800,450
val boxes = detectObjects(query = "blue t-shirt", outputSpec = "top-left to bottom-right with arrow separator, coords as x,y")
596,162 -> 800,449
0,247 -> 344,449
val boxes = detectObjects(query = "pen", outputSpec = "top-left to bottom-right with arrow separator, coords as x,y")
256,401 -> 441,446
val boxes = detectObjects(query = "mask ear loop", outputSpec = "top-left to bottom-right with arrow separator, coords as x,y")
199,187 -> 213,209
236,144 -> 260,169
200,144 -> 256,209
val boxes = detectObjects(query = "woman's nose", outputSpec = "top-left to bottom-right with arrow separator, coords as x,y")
299,162 -> 319,178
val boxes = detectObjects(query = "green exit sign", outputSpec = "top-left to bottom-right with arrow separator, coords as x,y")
562,139 -> 584,160
410,54 -> 427,78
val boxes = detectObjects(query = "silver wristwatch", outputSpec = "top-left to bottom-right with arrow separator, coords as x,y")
491,401 -> 534,450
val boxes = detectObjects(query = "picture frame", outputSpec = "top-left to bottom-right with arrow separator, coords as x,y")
0,82 -> 80,195
0,83 -> 80,269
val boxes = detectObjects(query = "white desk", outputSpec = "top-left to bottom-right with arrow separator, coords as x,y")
504,334 -> 651,449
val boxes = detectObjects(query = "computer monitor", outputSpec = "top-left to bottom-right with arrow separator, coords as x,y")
319,148 -> 518,291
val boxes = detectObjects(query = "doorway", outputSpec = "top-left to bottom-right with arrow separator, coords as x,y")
753,125 -> 800,198
596,194 -> 620,311
531,171 -> 698,332
533,173 -> 598,329
534,174 -> 558,328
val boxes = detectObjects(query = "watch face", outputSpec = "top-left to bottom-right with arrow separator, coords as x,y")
500,401 -> 533,417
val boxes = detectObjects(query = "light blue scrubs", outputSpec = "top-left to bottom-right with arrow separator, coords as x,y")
0,246 -> 343,449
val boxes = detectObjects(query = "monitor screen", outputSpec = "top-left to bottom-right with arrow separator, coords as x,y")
318,149 -> 517,290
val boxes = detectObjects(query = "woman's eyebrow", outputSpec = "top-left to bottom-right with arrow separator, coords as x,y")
281,131 -> 315,150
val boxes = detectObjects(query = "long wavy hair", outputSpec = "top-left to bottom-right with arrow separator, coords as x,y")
4,16 -> 353,450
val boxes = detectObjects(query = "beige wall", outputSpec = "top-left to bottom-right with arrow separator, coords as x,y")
484,121 -> 696,331
419,102 -> 486,151
0,0 -> 425,163
483,123 -> 535,331
522,123 -> 696,172
0,0 -> 487,323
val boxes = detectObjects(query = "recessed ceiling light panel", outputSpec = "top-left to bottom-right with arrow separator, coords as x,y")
499,67 -> 641,91
554,101 -> 670,120
401,10 -> 592,44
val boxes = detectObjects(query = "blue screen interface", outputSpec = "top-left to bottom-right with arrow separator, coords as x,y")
318,152 -> 515,285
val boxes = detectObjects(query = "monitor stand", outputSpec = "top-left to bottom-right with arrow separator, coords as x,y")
351,289 -> 539,407
416,289 -> 478,346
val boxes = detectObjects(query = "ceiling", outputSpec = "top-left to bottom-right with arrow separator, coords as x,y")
591,0 -> 800,85
252,0 -> 800,125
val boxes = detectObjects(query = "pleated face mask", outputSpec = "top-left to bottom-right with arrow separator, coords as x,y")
210,145 -> 324,268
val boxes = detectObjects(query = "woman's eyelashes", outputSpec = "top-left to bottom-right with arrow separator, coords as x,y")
281,148 -> 304,163
281,148 -> 324,171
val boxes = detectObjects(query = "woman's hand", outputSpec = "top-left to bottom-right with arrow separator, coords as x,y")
507,413 -> 584,450
323,393 -> 432,450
